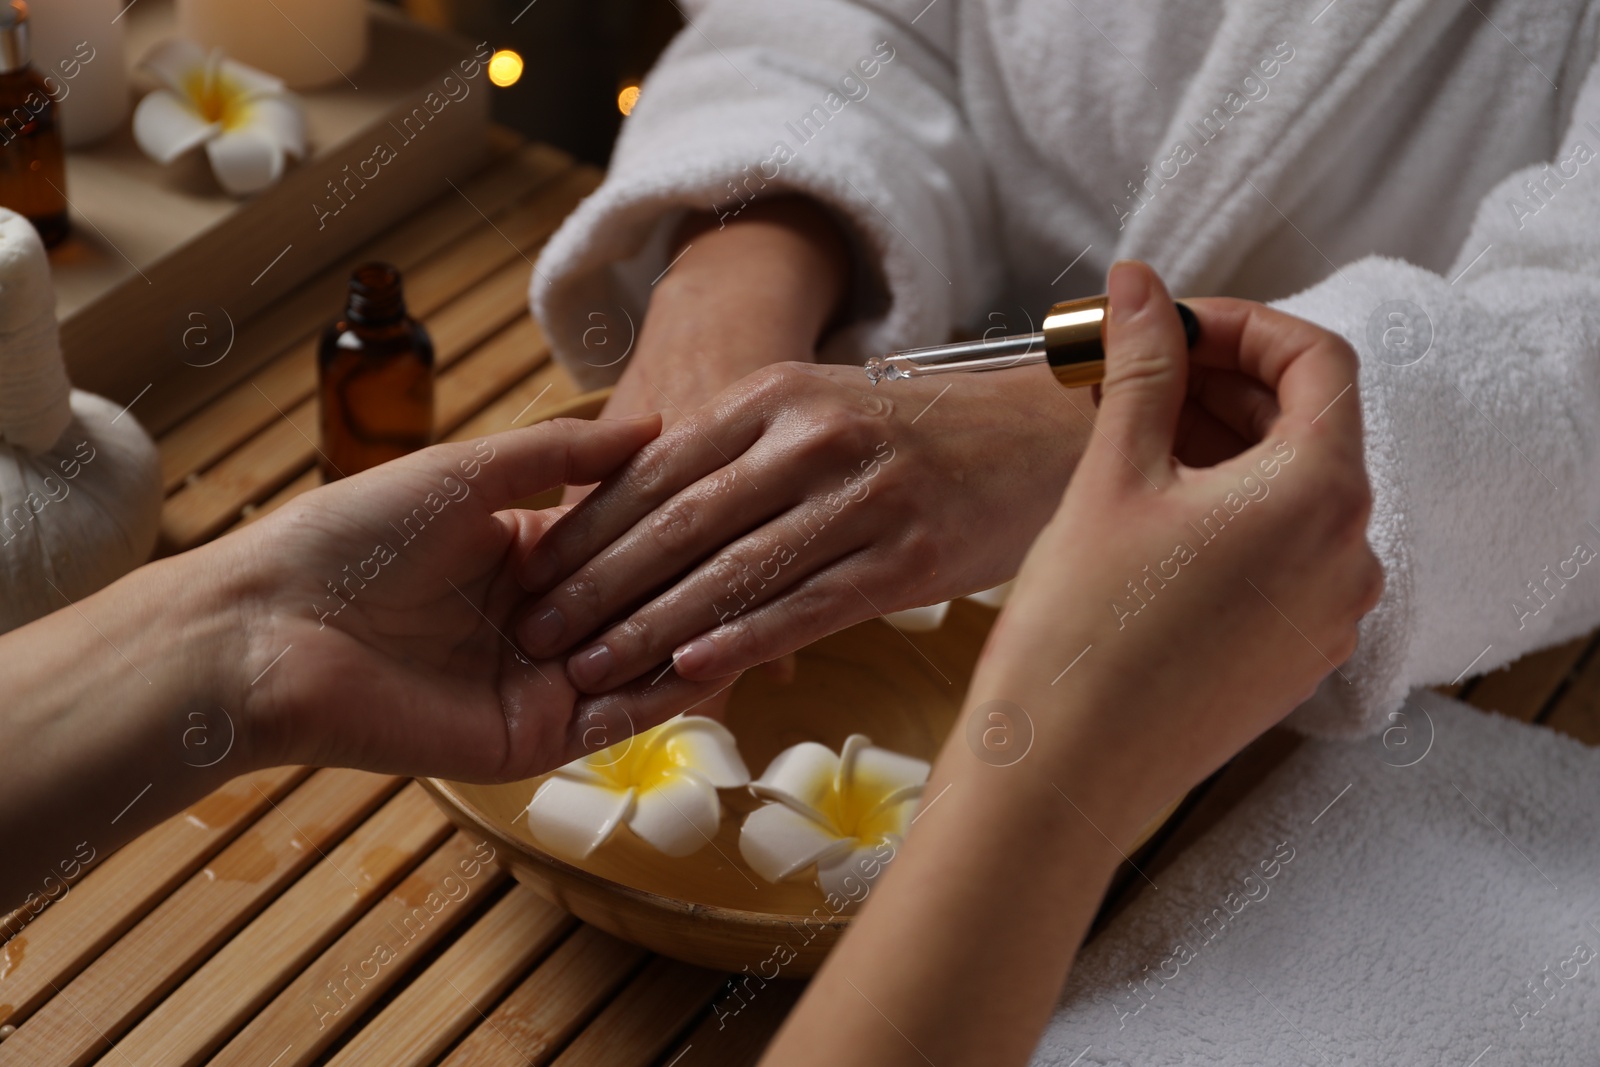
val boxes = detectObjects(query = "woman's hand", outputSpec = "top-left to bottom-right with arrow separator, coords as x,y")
515,360 -> 1096,694
511,312 -> 1285,702
227,416 -> 741,783
0,416 -> 730,912
759,261 -> 1381,1067
982,261 -> 1382,831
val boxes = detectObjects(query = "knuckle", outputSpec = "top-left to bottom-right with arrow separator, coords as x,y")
1104,345 -> 1177,393
751,362 -> 808,404
626,442 -> 675,499
554,574 -> 603,623
895,527 -> 943,580
609,614 -> 657,658
647,495 -> 701,554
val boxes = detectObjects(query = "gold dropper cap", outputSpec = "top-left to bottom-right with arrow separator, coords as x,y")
865,295 -> 1200,388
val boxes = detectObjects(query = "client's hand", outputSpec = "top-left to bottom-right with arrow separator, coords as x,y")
227,416 -> 740,782
512,318 -> 1280,700
516,361 -> 1093,693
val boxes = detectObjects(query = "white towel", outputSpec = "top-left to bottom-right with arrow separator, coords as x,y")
531,0 -> 1600,736
1035,691 -> 1600,1066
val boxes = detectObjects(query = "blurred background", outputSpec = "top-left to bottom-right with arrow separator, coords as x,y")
394,0 -> 684,165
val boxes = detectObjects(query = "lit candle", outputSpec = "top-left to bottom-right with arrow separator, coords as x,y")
175,0 -> 366,91
27,0 -> 130,146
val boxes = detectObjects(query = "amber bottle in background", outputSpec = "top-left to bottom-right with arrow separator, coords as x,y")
0,1 -> 67,248
318,263 -> 434,481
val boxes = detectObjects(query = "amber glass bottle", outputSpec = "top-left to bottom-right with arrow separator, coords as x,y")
317,263 -> 434,481
0,1 -> 67,248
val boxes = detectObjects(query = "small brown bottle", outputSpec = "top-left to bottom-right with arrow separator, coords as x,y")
318,263 -> 434,480
0,1 -> 67,248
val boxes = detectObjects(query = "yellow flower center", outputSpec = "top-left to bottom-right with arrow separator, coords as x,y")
585,724 -> 699,794
182,68 -> 252,130
816,765 -> 905,842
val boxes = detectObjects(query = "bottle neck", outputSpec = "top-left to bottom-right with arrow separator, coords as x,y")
345,262 -> 408,327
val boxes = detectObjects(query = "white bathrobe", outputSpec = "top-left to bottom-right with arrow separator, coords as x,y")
532,0 -> 1600,737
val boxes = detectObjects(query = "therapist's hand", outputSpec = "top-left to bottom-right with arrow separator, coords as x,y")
756,261 -> 1381,1067
982,262 -> 1384,824
226,416 -> 740,782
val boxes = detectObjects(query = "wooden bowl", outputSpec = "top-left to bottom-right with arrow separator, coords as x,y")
423,389 -> 1180,975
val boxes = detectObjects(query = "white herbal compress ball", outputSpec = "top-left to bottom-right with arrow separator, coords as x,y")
0,209 -> 161,634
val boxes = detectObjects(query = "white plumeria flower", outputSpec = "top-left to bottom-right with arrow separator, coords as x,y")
132,40 -> 307,196
883,579 -> 1014,632
739,734 -> 929,905
524,716 -> 750,862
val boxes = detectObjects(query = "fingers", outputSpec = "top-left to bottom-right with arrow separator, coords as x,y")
556,498 -> 864,691
1186,367 -> 1280,445
1089,261 -> 1193,485
1173,402 -> 1252,468
669,552 -> 888,680
430,414 -> 663,513
516,403 -> 768,595
1182,296 -> 1362,459
515,451 -> 802,662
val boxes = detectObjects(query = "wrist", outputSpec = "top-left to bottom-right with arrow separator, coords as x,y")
167,536 -> 279,774
962,644 -> 1184,852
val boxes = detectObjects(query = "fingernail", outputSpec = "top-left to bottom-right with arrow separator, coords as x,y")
673,638 -> 715,676
519,606 -> 565,653
569,643 -> 615,689
1108,260 -> 1152,322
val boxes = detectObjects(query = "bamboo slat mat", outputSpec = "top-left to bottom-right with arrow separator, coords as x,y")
2,135 -> 1597,1066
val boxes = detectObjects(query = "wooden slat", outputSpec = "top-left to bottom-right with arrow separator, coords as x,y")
0,770 -> 399,1067
0,767 -> 308,1030
454,360 -> 582,442
325,885 -> 573,1066
426,268 -> 547,380
436,317 -> 551,431
440,925 -> 647,1067
658,980 -> 804,1067
98,784 -> 452,1067
1463,634 -> 1595,723
158,255 -> 562,551
152,142 -> 578,483
206,832 -> 506,1067
548,959 -> 725,1067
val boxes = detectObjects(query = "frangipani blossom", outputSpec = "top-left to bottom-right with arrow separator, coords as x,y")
739,734 -> 929,904
884,579 -> 1014,632
524,716 -> 750,862
133,40 -> 307,196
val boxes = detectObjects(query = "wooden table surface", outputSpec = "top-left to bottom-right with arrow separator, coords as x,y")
2,137 -> 1598,1067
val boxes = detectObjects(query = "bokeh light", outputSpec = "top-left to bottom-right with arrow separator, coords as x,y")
488,49 -> 524,88
617,84 -> 641,116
